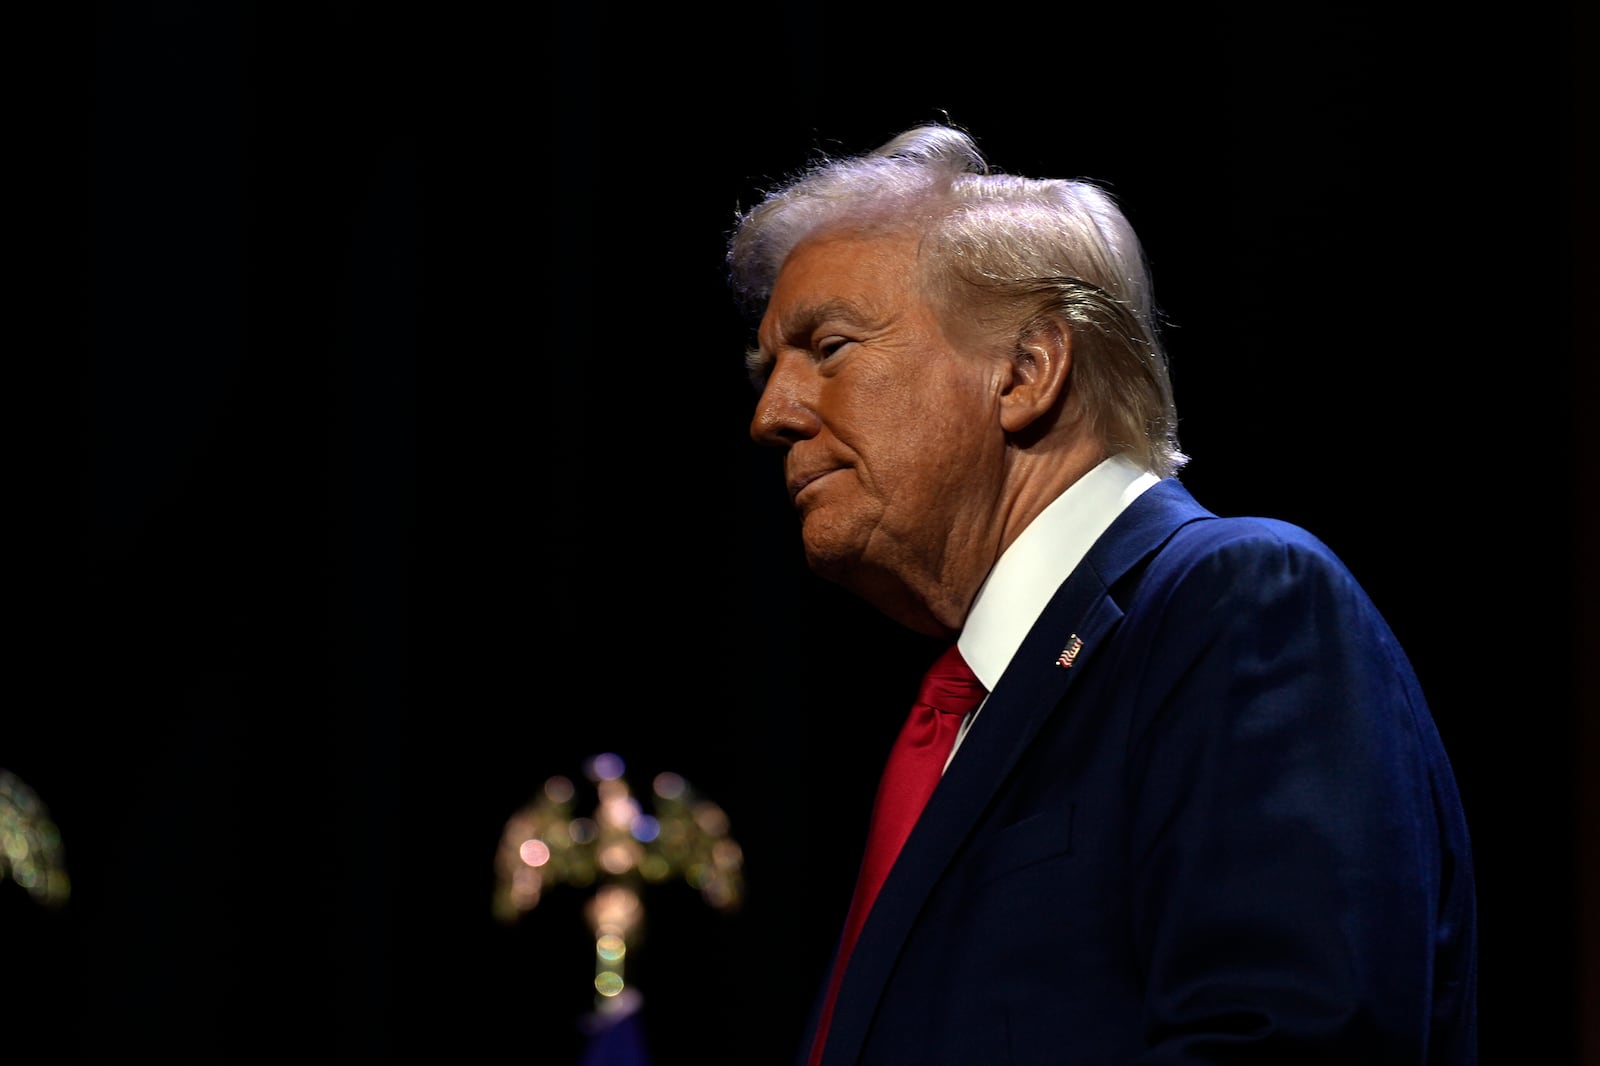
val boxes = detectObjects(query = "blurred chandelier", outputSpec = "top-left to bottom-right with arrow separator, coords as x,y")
493,753 -> 744,1012
0,769 -> 70,908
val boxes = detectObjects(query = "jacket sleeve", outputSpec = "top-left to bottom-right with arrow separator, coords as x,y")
1119,520 -> 1476,1064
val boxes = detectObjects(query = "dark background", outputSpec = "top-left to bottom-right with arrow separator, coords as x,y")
6,2 -> 1592,1063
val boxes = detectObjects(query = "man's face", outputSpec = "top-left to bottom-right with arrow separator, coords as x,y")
750,231 -> 1009,630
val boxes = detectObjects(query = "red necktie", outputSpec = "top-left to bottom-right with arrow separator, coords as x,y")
807,643 -> 987,1066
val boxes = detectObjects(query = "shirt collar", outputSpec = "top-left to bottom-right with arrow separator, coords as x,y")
957,454 -> 1160,690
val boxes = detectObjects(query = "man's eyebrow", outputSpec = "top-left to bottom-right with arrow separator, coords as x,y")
772,297 -> 875,346
744,345 -> 772,383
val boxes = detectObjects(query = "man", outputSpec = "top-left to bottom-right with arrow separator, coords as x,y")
728,125 -> 1477,1064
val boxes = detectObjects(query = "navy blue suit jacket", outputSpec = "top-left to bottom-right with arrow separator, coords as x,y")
802,478 -> 1476,1065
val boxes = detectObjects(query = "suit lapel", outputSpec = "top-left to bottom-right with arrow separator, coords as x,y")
818,479 -> 1213,1064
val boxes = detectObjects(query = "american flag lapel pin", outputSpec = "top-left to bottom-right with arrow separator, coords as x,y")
1055,634 -> 1084,669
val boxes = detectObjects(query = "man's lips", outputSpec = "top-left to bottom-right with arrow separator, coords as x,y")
789,467 -> 842,503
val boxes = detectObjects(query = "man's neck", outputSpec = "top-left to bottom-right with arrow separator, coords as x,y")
957,453 -> 1160,690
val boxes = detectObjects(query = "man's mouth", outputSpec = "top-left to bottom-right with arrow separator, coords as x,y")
790,467 -> 841,503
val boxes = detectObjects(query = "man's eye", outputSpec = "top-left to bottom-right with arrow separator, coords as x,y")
818,337 -> 852,360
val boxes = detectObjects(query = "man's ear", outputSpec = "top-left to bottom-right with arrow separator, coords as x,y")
999,317 -> 1073,434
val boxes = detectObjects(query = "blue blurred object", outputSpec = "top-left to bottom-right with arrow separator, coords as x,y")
577,1010 -> 651,1066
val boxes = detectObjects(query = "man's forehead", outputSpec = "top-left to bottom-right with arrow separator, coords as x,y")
761,233 -> 918,329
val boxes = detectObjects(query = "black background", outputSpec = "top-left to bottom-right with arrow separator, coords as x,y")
6,3 -> 1592,1063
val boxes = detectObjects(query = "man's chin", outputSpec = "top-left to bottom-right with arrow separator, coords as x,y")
800,541 -> 948,637
800,540 -> 855,584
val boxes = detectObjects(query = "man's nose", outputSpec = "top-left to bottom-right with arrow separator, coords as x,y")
750,354 -> 820,447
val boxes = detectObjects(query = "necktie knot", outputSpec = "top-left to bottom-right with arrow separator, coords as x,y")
917,643 -> 986,719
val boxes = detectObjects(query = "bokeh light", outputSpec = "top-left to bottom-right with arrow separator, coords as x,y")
588,753 -> 625,782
